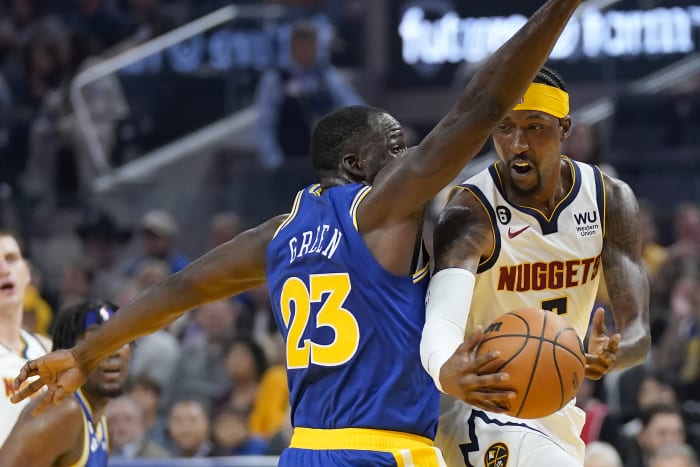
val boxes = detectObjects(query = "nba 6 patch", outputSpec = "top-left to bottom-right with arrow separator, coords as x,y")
484,442 -> 509,467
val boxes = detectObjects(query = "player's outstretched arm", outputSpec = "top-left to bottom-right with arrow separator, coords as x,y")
588,174 -> 650,377
13,214 -> 287,408
361,0 -> 583,228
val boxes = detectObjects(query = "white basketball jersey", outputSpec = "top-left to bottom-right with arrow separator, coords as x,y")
0,329 -> 49,447
436,158 -> 606,467
462,157 -> 605,340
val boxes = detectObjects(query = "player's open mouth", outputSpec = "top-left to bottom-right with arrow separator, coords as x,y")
511,160 -> 533,176
102,368 -> 123,381
0,282 -> 15,295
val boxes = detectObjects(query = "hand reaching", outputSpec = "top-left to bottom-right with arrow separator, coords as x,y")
11,349 -> 88,415
439,326 -> 515,412
585,308 -> 621,380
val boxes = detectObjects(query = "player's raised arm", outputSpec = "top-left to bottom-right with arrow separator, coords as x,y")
359,0 -> 583,229
588,174 -> 650,378
13,215 -> 287,407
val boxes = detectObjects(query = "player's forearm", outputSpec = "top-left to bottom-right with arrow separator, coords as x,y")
614,317 -> 651,370
74,272 -> 202,372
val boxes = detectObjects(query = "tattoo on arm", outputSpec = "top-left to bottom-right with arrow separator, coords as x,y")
433,190 -> 493,272
601,176 -> 650,367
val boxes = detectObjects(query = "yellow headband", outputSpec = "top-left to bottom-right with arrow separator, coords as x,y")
512,82 -> 569,118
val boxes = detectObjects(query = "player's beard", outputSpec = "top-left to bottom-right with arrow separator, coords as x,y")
90,384 -> 127,399
509,169 -> 542,197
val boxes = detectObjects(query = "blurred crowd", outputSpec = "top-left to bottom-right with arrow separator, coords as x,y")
1,0 -> 700,464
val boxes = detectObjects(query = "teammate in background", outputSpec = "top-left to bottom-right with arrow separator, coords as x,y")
0,230 -> 50,447
13,0 -> 584,465
0,300 -> 131,467
421,67 -> 650,466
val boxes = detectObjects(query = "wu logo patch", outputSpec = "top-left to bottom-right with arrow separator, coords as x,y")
484,442 -> 509,467
573,210 -> 600,238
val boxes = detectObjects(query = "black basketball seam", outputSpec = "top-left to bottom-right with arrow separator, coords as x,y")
552,334 -> 566,410
515,312 -> 546,418
553,327 -> 585,410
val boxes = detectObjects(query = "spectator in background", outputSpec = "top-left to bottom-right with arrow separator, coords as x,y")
657,275 -> 700,402
210,407 -> 268,457
166,399 -> 212,458
215,336 -> 267,415
563,121 -> 617,176
126,209 -> 189,276
638,201 -> 669,282
118,259 -> 180,389
58,257 -> 95,308
649,443 -> 699,467
584,441 -> 623,467
624,404 -> 687,467
165,300 -> 238,409
75,207 -> 132,300
254,19 -> 363,207
21,283 -> 52,336
126,375 -> 168,450
107,395 -> 170,459
249,339 -> 289,444
207,211 -> 245,251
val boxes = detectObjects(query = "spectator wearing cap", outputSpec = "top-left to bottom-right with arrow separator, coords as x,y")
76,207 -> 132,300
126,209 -> 189,278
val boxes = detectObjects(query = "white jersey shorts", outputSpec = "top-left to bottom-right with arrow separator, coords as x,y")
435,395 -> 585,467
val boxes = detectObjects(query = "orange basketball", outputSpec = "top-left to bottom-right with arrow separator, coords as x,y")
476,307 -> 585,419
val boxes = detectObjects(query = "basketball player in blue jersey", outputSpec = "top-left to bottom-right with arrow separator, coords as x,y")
420,67 -> 650,467
0,300 -> 130,467
13,1 -> 585,465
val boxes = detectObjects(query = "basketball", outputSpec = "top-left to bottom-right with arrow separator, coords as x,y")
476,307 -> 586,419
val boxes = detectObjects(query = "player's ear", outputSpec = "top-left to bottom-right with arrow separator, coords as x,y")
341,152 -> 364,178
560,117 -> 572,141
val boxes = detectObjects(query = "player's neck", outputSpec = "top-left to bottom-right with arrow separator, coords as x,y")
82,390 -> 112,422
0,305 -> 24,352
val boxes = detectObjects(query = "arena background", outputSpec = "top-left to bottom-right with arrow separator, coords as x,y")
0,0 -> 698,465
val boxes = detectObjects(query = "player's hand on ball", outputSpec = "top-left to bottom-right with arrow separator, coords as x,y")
585,308 -> 621,380
11,349 -> 88,415
439,326 -> 515,412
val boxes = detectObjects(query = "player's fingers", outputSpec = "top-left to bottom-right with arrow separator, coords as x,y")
30,389 -> 56,416
13,360 -> 38,391
459,371 -> 508,389
471,350 -> 500,368
592,308 -> 607,334
53,386 -> 71,405
608,334 -> 621,353
465,326 -> 484,352
10,377 -> 45,404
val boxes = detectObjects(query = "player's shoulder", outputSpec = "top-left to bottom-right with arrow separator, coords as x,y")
17,394 -> 83,434
601,171 -> 638,209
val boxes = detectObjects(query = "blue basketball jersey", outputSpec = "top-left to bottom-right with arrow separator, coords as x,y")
70,390 -> 109,467
266,183 -> 439,439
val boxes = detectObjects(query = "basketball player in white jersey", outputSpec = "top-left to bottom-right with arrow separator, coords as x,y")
420,67 -> 650,466
0,230 -> 50,447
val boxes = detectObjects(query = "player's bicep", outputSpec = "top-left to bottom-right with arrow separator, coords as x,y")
601,176 -> 649,329
433,188 -> 494,272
